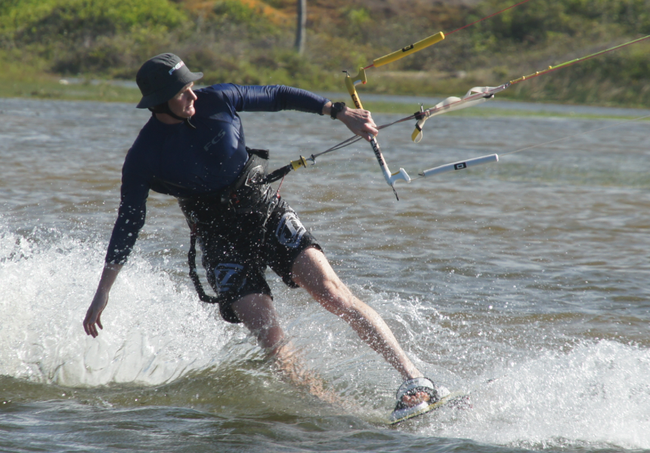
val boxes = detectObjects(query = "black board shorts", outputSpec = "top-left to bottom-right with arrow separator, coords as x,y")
192,193 -> 320,324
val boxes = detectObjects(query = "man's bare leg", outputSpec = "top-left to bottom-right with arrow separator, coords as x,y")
232,250 -> 431,406
290,247 -> 424,382
231,293 -> 338,403
232,293 -> 286,352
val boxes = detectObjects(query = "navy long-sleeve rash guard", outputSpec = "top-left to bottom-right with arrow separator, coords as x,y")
105,84 -> 329,265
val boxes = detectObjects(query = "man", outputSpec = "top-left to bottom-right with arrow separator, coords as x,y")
83,53 -> 443,418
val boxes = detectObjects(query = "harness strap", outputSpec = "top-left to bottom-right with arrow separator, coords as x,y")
183,146 -> 272,305
188,225 -> 219,304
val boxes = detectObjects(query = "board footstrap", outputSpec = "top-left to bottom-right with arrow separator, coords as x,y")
389,387 -> 469,425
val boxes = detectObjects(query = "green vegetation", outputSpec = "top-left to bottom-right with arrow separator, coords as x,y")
1,0 -> 648,108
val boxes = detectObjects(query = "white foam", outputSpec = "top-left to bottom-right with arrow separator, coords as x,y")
0,225 -> 233,387
428,340 -> 650,450
3,223 -> 649,449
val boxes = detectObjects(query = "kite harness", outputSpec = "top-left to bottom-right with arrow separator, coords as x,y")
178,147 -> 275,303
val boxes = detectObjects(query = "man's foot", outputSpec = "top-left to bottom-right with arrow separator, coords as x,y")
400,389 -> 431,407
394,377 -> 441,409
389,377 -> 450,424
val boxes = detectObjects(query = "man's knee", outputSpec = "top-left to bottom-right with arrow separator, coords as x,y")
292,248 -> 339,289
232,293 -> 277,330
291,247 -> 364,313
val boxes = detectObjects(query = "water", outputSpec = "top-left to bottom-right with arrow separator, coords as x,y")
1,96 -> 650,452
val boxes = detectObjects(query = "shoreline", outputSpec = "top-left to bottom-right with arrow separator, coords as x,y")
2,78 -> 649,120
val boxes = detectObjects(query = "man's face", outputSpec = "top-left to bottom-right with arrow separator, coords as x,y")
168,83 -> 197,118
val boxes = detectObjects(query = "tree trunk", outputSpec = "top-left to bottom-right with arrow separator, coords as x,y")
295,0 -> 306,54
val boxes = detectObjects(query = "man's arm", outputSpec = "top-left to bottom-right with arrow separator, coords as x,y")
83,263 -> 123,337
224,84 -> 379,141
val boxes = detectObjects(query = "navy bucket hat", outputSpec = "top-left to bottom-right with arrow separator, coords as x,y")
136,53 -> 203,109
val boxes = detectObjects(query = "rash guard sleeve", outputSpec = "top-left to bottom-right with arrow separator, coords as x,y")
214,84 -> 329,114
105,147 -> 150,265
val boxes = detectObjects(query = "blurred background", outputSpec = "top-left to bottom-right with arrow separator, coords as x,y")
1,0 -> 649,107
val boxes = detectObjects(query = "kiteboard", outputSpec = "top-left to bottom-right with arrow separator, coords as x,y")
388,389 -> 470,425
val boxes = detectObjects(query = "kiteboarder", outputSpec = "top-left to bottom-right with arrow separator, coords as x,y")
82,53 -> 441,414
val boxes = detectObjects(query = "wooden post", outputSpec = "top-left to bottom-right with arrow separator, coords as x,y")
295,0 -> 306,54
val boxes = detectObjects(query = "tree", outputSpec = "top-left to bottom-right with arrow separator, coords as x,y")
295,0 -> 306,54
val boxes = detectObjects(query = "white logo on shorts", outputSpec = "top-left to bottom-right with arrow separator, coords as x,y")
214,263 -> 245,294
276,212 -> 306,248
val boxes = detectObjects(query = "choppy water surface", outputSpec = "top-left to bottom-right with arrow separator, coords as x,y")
1,96 -> 649,452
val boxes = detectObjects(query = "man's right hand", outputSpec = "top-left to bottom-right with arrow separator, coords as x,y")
84,290 -> 108,337
83,263 -> 123,337
337,107 -> 379,142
